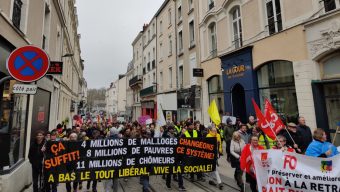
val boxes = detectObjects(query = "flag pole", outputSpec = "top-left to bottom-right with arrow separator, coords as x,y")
332,125 -> 339,144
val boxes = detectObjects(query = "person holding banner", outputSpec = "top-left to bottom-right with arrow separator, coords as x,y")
230,131 -> 246,191
28,131 -> 46,192
182,121 -> 205,182
272,135 -> 295,152
65,132 -> 80,192
163,126 -> 186,191
281,123 -> 303,153
240,135 -> 264,192
306,128 -> 339,158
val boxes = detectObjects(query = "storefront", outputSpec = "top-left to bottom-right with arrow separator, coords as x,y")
257,60 -> 299,122
0,35 -> 33,192
305,12 -> 340,144
141,100 -> 156,119
31,88 -> 51,140
220,47 -> 258,123
177,85 -> 201,121
207,75 -> 224,114
312,53 -> 340,145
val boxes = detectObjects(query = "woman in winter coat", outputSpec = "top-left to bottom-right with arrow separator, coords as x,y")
306,128 -> 339,158
230,131 -> 246,191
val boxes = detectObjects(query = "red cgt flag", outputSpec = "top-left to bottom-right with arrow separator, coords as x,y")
264,99 -> 284,134
251,99 -> 276,140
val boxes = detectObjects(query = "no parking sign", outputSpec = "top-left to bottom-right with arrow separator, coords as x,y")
6,45 -> 50,82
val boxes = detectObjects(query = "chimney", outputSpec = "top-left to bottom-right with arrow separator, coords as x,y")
142,23 -> 149,32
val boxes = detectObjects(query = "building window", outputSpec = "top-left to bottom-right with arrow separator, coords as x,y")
178,30 -> 183,53
208,0 -> 214,10
152,23 -> 155,35
169,67 -> 173,88
209,23 -> 217,57
323,0 -> 337,12
159,72 -> 163,91
160,42 -> 163,60
178,6 -> 182,21
168,9 -> 172,25
12,0 -> 23,29
160,20 -> 163,35
43,3 -> 51,51
231,7 -> 242,48
169,35 -> 172,55
257,60 -> 298,122
179,66 -> 183,88
0,79 -> 28,173
208,76 -> 224,114
189,20 -> 195,47
189,0 -> 193,11
321,53 -> 340,79
266,0 -> 282,35
148,30 -> 151,42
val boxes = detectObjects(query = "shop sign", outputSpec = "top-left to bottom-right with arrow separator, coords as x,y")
225,65 -> 250,79
47,61 -> 63,75
12,84 -> 37,94
177,86 -> 201,109
193,68 -> 204,77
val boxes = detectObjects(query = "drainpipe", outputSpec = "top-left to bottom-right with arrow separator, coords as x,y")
173,0 -> 179,122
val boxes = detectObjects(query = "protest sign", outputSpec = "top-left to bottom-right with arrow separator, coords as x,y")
44,138 -> 217,183
253,149 -> 340,192
222,116 -> 236,125
138,115 -> 151,126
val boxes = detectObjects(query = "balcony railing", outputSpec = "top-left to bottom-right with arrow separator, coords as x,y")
12,0 -> 23,29
129,75 -> 142,87
140,85 -> 157,97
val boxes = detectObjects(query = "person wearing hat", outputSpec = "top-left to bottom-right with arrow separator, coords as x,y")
282,123 -> 303,153
224,118 -> 236,162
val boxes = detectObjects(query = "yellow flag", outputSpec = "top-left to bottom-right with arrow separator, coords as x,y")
208,99 -> 221,126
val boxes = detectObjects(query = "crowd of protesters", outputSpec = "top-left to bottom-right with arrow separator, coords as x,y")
28,115 -> 339,192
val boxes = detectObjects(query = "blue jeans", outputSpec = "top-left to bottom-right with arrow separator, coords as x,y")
140,175 -> 149,191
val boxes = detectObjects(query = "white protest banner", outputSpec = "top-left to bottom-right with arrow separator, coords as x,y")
222,116 -> 236,125
253,149 -> 340,192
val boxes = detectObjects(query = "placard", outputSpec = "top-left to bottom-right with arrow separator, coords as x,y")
44,138 -> 217,183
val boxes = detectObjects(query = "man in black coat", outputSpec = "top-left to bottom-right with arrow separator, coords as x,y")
28,131 -> 45,192
297,117 -> 313,153
282,123 -> 304,154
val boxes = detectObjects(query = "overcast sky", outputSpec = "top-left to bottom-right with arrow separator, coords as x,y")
77,0 -> 164,89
